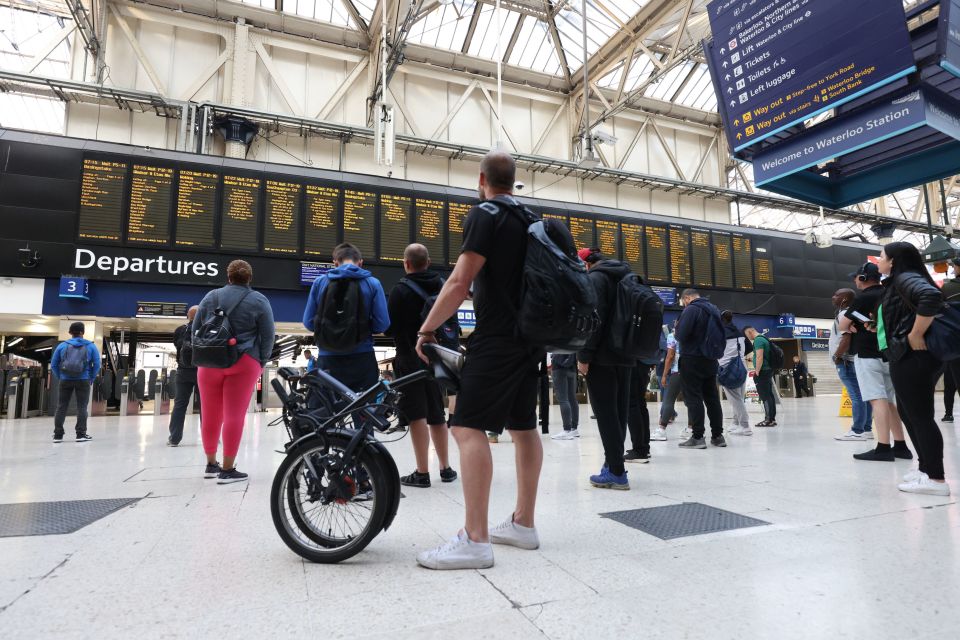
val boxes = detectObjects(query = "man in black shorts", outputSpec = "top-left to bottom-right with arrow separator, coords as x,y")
415,151 -> 544,570
386,243 -> 457,488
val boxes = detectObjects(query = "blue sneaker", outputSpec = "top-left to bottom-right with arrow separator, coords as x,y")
589,467 -> 629,490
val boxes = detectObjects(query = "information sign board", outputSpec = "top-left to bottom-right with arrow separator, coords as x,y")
300,261 -> 335,286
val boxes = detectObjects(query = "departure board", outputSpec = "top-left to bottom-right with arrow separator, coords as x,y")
597,220 -> 619,259
669,225 -> 691,285
416,198 -> 445,264
541,212 -> 568,225
304,184 -> 340,257
645,225 -> 669,283
175,169 -> 217,247
621,222 -> 644,275
733,234 -> 754,291
343,189 -> 376,259
221,175 -> 261,252
127,165 -> 174,244
690,228 -> 713,289
712,231 -> 734,289
569,216 -> 596,250
447,201 -> 472,266
78,158 -> 127,242
263,179 -> 301,255
754,242 -> 775,288
379,193 -> 411,263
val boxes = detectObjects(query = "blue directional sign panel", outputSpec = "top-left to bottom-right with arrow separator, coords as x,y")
59,277 -> 89,300
792,324 -> 817,338
707,0 -> 916,152
940,1 -> 960,78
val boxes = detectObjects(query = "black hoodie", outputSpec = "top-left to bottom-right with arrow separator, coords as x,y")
578,259 -> 635,367
386,270 -> 446,375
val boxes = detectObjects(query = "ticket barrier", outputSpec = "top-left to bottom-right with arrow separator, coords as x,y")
261,366 -> 282,410
120,371 -> 140,417
154,370 -> 171,415
91,372 -> 109,417
6,369 -> 45,419
5,371 -> 23,419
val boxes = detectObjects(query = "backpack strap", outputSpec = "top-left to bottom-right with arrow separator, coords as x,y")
399,277 -> 431,302
217,288 -> 253,322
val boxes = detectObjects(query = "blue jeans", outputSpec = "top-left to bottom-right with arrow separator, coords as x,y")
836,361 -> 873,433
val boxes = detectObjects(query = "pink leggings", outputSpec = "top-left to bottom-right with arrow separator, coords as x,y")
198,354 -> 262,458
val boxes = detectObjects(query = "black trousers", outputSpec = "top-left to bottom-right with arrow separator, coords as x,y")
586,364 -> 631,476
54,379 -> 91,437
943,360 -> 960,416
627,363 -> 653,455
755,369 -> 777,421
168,369 -> 200,444
794,374 -> 810,397
318,351 -> 380,393
679,356 -> 724,440
891,351 -> 945,480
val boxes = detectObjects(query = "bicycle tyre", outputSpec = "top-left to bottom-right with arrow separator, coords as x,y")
271,433 -> 392,563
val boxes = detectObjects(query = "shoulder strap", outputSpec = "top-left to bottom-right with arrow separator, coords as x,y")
400,277 -> 431,302
485,197 -> 538,228
224,288 -> 253,320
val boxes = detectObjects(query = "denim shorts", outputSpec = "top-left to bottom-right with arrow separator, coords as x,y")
853,356 -> 896,404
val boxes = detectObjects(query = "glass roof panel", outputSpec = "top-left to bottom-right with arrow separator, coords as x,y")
467,6 -> 521,60
282,0 -> 354,27
408,0 -> 475,51
508,14 -> 561,75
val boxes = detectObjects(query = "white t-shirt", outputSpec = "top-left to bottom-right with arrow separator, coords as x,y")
666,333 -> 679,374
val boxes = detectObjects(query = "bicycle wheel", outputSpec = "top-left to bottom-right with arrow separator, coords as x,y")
271,433 -> 391,563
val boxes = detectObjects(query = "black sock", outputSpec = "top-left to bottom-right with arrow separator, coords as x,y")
893,440 -> 908,450
875,442 -> 891,451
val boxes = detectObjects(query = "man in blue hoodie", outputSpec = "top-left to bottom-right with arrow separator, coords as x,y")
302,243 -> 390,392
674,289 -> 726,449
50,321 -> 101,443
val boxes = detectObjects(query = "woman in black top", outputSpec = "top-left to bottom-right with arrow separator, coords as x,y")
878,242 -> 950,496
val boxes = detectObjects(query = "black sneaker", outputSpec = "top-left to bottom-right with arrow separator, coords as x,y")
624,450 -> 650,463
893,447 -> 914,460
204,462 -> 222,478
400,471 -> 431,488
439,467 -> 458,483
53,436 -> 63,444
710,435 -> 728,448
217,468 -> 248,484
942,415 -> 954,423
76,434 -> 92,443
166,437 -> 179,447
678,437 -> 707,449
853,448 -> 895,462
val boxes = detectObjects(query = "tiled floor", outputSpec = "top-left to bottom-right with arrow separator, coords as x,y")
0,395 -> 957,639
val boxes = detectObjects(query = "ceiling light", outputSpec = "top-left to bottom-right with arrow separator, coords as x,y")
34,346 -> 53,352
7,337 -> 23,347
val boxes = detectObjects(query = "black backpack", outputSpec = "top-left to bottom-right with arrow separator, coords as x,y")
768,340 -> 785,370
314,278 -> 370,353
192,289 -> 252,368
400,277 -> 461,351
60,342 -> 89,377
175,324 -> 194,368
701,304 -> 727,360
606,273 -> 665,361
495,200 -> 599,353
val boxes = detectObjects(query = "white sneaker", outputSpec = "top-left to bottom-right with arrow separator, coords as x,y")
734,427 -> 753,436
417,530 -> 494,570
489,516 -> 540,550
902,469 -> 927,484
570,429 -> 581,438
551,431 -> 574,441
680,427 -> 692,439
728,426 -> 743,435
650,427 -> 667,441
898,476 -> 950,496
863,431 -> 875,440
835,430 -> 865,441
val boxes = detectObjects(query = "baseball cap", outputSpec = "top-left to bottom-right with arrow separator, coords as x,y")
848,262 -> 881,280
68,321 -> 85,335
578,248 -> 601,264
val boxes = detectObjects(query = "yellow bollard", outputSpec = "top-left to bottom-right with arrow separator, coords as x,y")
839,386 -> 853,418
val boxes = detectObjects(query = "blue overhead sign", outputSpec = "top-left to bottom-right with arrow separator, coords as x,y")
793,324 -> 818,338
59,277 -> 89,300
706,0 -> 916,152
940,1 -> 960,78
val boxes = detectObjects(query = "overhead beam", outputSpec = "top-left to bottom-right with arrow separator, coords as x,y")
108,4 -> 167,95
461,2 -> 484,55
252,38 -> 305,116
23,23 -> 76,74
546,12 -> 573,88
317,58 -> 369,119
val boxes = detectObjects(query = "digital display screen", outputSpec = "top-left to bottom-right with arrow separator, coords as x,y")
733,234 -> 754,290
220,175 -> 261,252
621,222 -> 643,275
569,216 -> 595,250
447,201 -> 472,266
78,158 -> 126,242
379,193 -> 411,263
596,220 -> 619,259
175,169 -> 217,247
712,231 -> 734,289
754,242 -> 775,288
691,228 -> 713,289
416,198 -> 445,264
669,225 -> 691,285
304,184 -> 340,258
645,225 -> 669,283
343,189 -> 376,259
127,165 -> 173,245
263,179 -> 301,255
541,212 -> 568,225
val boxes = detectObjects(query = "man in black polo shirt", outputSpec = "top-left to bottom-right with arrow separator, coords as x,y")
414,151 -> 544,570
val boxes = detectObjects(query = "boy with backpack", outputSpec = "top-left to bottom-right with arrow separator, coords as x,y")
675,289 -> 727,449
385,243 -> 458,488
50,321 -> 101,443
302,243 -> 390,392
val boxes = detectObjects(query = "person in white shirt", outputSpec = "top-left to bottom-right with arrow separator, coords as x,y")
718,310 -> 752,436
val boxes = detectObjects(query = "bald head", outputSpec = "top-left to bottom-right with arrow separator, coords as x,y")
187,305 -> 199,321
832,288 -> 855,309
479,150 -> 516,197
403,243 -> 430,273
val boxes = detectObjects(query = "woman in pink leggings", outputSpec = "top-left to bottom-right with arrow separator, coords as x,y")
193,260 -> 276,484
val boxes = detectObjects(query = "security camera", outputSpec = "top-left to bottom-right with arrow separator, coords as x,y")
803,231 -> 815,245
18,247 -> 41,269
514,181 -> 526,191
591,129 -> 618,146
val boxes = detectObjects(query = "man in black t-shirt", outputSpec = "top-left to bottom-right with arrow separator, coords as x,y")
839,263 -> 911,462
414,151 -> 544,570
168,305 -> 200,446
